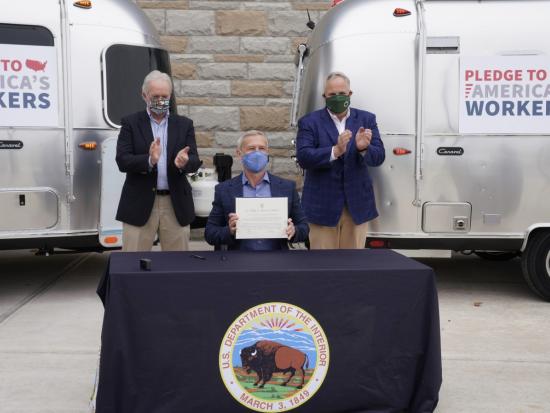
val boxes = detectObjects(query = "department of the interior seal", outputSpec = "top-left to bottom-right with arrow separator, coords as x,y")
219,302 -> 330,412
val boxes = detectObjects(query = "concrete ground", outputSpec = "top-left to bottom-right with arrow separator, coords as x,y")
0,245 -> 548,413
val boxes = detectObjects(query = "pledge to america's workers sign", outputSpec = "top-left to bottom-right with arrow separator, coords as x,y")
459,56 -> 550,134
0,44 -> 58,126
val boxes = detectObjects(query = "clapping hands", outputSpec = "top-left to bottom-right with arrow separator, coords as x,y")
174,146 -> 190,169
355,127 -> 372,152
333,130 -> 352,158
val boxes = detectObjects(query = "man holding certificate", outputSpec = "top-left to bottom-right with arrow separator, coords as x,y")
205,130 -> 309,250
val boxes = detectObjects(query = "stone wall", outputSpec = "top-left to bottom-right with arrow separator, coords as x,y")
135,0 -> 331,183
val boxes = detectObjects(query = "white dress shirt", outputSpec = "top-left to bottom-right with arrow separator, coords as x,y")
328,108 -> 350,161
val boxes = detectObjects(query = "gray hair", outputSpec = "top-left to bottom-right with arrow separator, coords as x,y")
142,70 -> 173,95
325,71 -> 351,89
237,130 -> 269,150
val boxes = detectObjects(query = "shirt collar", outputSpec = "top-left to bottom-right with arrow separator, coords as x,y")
242,172 -> 270,186
327,108 -> 350,123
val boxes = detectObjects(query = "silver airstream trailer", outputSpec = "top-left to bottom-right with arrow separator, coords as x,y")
0,0 -> 173,252
293,0 -> 550,300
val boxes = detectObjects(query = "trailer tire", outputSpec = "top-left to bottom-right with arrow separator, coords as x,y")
475,251 -> 520,261
521,231 -> 550,301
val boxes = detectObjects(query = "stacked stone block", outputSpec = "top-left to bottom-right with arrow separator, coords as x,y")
136,0 -> 331,182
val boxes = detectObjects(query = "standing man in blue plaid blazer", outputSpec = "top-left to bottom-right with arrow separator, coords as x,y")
296,71 -> 385,249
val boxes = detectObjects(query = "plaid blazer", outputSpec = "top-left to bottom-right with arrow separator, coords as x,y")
296,107 -> 385,226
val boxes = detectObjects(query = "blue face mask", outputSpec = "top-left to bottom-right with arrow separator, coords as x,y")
242,151 -> 269,173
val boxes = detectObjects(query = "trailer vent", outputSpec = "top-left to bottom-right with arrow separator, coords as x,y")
426,36 -> 460,54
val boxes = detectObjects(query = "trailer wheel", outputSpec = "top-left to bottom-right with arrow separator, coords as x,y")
521,230 -> 550,301
474,251 -> 520,261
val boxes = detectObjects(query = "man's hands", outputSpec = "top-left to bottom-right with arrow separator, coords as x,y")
332,127 -> 372,158
228,213 -> 239,235
228,214 -> 295,241
286,218 -> 295,240
149,138 -> 161,166
355,127 -> 372,152
149,141 -> 190,169
333,129 -> 352,158
175,146 -> 190,169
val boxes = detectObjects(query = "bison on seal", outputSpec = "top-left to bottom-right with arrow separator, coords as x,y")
240,340 -> 309,389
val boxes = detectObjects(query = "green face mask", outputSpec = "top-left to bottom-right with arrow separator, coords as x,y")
325,94 -> 350,114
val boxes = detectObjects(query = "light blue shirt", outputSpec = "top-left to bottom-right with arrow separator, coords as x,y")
242,172 -> 271,198
147,109 -> 169,190
240,173 -> 281,251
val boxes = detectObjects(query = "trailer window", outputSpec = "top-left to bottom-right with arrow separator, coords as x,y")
0,24 -> 54,46
103,44 -> 175,127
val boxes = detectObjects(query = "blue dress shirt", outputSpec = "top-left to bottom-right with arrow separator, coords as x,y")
147,108 -> 169,190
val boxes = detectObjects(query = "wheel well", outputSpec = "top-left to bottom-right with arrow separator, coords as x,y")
521,229 -> 550,301
522,226 -> 550,251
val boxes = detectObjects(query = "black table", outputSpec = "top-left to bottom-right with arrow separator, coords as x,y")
96,249 -> 441,413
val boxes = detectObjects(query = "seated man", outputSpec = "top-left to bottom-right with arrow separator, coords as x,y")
205,130 -> 308,250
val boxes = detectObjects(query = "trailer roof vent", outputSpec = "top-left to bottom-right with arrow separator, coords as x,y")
393,8 -> 411,17
73,1 -> 92,9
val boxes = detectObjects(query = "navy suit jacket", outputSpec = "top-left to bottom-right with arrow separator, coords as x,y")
115,110 -> 201,227
296,107 -> 385,226
204,173 -> 309,250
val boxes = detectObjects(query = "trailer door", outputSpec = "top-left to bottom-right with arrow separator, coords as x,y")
98,44 -> 173,248
0,20 -> 66,234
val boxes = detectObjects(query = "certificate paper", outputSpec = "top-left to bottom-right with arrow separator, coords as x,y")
235,197 -> 288,239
